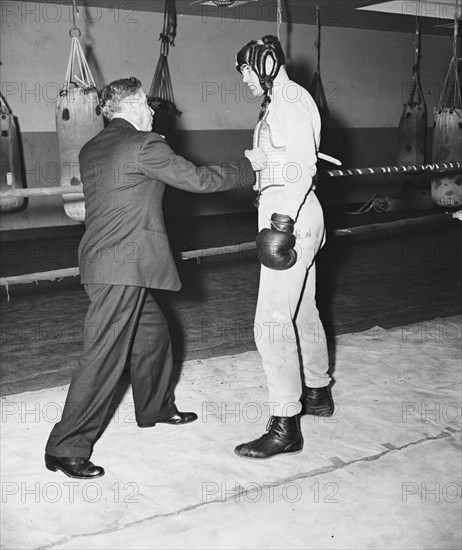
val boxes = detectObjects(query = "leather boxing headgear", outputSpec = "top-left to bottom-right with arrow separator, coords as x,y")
236,35 -> 285,95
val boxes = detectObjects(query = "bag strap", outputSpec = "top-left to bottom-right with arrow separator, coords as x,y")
407,17 -> 425,107
437,11 -> 461,110
309,3 -> 329,120
62,0 -> 96,90
0,93 -> 12,114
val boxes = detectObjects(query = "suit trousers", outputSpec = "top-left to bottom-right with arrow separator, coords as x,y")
255,192 -> 331,418
46,284 -> 176,459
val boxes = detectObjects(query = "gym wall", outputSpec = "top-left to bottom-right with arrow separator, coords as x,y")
0,1 -> 451,230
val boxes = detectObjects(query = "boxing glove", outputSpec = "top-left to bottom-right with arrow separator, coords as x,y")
256,213 -> 297,270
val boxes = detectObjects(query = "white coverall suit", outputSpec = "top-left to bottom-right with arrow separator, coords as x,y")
253,74 -> 331,418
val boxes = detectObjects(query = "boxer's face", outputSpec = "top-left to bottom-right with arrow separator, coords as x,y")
241,65 -> 264,97
127,88 -> 154,131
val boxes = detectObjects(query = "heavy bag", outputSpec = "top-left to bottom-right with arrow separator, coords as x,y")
397,18 -> 427,166
397,100 -> 427,165
56,84 -> 103,222
431,108 -> 462,207
0,95 -> 24,212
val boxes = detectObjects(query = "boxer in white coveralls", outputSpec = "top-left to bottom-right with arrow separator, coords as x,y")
234,35 -> 335,460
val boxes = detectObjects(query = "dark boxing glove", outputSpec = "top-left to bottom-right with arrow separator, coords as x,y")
256,213 -> 297,270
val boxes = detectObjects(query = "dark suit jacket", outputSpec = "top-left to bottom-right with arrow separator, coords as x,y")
78,118 -> 255,290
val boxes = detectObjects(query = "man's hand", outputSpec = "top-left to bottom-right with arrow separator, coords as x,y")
256,213 -> 297,270
245,147 -> 267,172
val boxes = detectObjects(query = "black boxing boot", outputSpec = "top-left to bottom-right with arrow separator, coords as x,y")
234,415 -> 303,459
301,385 -> 334,417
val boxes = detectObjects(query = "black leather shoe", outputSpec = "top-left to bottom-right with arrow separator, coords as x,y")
45,453 -> 105,479
301,385 -> 334,417
137,410 -> 198,428
235,415 -> 303,459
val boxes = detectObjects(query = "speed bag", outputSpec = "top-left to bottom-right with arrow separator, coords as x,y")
56,85 -> 104,221
0,108 -> 24,212
431,108 -> 462,207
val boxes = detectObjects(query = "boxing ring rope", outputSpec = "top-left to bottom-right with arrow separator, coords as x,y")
0,268 -> 80,288
323,161 -> 462,178
1,209 -> 460,283
0,186 -> 84,198
1,161 -> 461,294
1,161 -> 461,201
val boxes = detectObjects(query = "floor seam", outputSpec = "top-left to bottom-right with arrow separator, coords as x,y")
37,427 -> 459,550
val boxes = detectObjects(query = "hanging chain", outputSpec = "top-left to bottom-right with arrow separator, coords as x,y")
309,2 -> 329,123
149,0 -> 180,115
409,15 -> 424,105
413,16 -> 421,78
159,0 -> 177,57
452,0 -> 461,107
277,0 -> 282,40
315,2 -> 321,73
71,0 -> 79,31
438,0 -> 461,109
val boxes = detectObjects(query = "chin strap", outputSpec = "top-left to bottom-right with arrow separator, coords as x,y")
258,95 -> 271,121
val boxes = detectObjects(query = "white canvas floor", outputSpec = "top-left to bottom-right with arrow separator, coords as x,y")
1,317 -> 461,549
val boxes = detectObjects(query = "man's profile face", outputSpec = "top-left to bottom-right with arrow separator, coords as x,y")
241,65 -> 264,98
126,88 -> 154,131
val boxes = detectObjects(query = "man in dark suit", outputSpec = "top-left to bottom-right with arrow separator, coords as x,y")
45,77 -> 265,478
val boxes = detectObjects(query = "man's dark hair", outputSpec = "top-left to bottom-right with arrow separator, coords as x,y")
99,77 -> 143,119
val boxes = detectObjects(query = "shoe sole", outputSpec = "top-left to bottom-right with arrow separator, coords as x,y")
138,418 -> 198,428
46,464 -> 105,479
160,418 -> 197,425
158,417 -> 198,426
234,448 -> 303,460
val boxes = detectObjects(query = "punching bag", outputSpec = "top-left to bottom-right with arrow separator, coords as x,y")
397,100 -> 427,165
56,29 -> 103,222
0,94 -> 24,212
431,107 -> 462,207
431,17 -> 462,207
397,20 -> 427,166
397,79 -> 427,165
